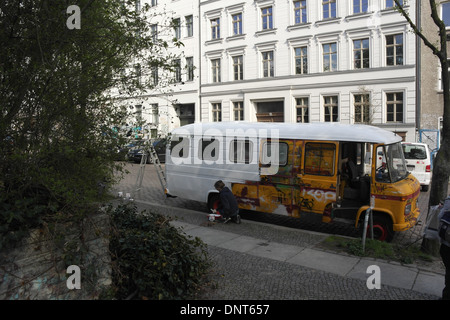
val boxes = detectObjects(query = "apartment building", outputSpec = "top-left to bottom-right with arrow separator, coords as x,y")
122,0 -> 418,141
116,0 -> 201,138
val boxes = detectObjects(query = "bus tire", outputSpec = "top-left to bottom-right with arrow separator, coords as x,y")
207,193 -> 220,212
363,213 -> 394,242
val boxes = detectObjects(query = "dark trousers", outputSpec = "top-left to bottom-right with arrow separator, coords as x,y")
441,243 -> 450,300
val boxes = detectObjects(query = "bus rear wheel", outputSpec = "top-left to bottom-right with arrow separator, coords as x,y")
207,193 -> 220,212
363,214 -> 394,242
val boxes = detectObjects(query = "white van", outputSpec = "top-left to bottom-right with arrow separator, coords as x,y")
401,142 -> 431,191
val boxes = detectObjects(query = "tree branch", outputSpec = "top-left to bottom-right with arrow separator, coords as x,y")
393,0 -> 443,60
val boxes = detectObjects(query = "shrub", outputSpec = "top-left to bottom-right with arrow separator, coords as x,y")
108,203 -> 210,300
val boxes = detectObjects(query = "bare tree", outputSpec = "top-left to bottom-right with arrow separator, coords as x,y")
394,0 -> 450,253
394,0 -> 450,204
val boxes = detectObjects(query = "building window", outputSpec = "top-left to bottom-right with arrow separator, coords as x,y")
150,0 -> 157,6
442,2 -> 450,28
295,47 -> 308,74
294,1 -> 307,24
296,98 -> 309,123
151,104 -> 159,125
324,96 -> 338,122
323,43 -> 337,72
134,104 -> 142,123
135,0 -> 141,12
212,103 -> 222,122
323,0 -> 337,19
262,51 -> 274,77
186,57 -> 194,81
174,59 -> 181,82
151,24 -> 158,42
354,39 -> 369,69
261,7 -> 273,30
211,59 -> 221,83
173,18 -> 181,40
151,66 -> 158,86
233,55 -> 244,80
211,18 -> 220,39
386,0 -> 403,9
233,101 -> 244,120
134,64 -> 141,86
186,15 -> 193,37
386,34 -> 403,66
386,92 -> 403,123
232,13 -> 243,35
353,0 -> 368,14
354,94 -> 370,123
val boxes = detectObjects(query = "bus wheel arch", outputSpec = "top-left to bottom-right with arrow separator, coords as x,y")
358,210 -> 394,242
207,192 -> 220,212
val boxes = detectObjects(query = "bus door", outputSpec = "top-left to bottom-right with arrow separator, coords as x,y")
292,140 -> 304,218
259,139 -> 295,216
295,141 -> 338,218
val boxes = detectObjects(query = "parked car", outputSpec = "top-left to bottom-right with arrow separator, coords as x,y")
401,142 -> 431,191
127,138 -> 167,164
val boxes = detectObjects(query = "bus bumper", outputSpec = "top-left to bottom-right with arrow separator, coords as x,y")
393,208 -> 420,232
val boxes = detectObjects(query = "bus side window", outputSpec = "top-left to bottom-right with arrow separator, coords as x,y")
199,137 -> 219,161
261,142 -> 288,167
230,139 -> 253,164
170,136 -> 189,158
304,143 -> 336,176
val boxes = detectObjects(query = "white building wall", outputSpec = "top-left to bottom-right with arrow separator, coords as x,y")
114,0 -> 201,138
117,0 -> 418,141
199,0 -> 417,141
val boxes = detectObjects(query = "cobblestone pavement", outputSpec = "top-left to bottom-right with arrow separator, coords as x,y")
112,162 -> 445,300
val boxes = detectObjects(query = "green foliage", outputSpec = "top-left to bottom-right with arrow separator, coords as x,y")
108,203 -> 210,300
0,0 -> 182,247
321,236 -> 433,264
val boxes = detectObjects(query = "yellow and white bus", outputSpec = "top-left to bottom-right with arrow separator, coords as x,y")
165,122 -> 420,241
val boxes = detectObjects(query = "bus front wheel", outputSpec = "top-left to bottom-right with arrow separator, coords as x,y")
362,214 -> 394,242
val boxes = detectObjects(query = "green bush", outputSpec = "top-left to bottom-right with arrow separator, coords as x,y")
108,203 -> 210,300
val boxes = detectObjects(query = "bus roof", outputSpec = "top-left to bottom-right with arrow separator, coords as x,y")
171,122 -> 402,144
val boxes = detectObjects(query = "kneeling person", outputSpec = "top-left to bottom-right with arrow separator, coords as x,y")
214,180 -> 241,224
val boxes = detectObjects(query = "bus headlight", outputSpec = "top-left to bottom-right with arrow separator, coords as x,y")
405,203 -> 411,216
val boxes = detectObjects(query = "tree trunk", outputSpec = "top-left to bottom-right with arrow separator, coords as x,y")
422,55 -> 450,256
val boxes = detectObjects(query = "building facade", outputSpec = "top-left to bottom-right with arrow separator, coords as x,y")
120,0 -> 418,141
417,0 -> 449,151
114,0 -> 201,139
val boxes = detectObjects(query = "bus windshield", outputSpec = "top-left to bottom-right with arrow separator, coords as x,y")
376,142 -> 408,183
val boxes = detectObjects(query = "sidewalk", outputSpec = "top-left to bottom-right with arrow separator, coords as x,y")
130,199 -> 445,300
171,219 -> 443,297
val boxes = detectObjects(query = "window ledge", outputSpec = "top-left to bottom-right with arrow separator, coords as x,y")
205,38 -> 223,46
315,17 -> 341,27
226,34 -> 246,42
255,28 -> 277,37
287,23 -> 312,32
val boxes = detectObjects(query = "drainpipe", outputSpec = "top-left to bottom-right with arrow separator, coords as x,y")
416,0 -> 421,136
197,0 -> 202,123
